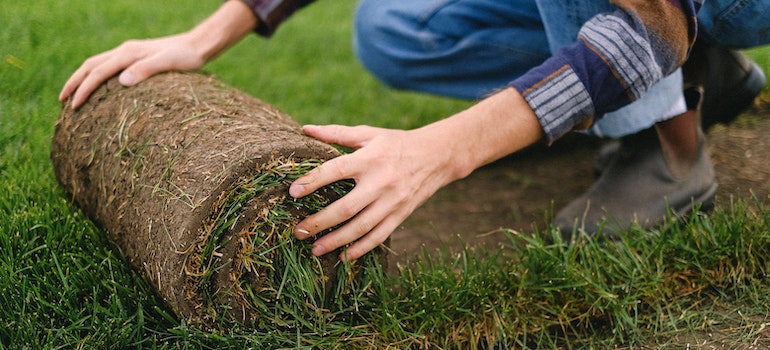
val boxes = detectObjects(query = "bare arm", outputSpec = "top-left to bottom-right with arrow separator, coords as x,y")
59,0 -> 258,108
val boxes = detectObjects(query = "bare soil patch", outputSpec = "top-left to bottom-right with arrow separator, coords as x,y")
392,104 -> 770,267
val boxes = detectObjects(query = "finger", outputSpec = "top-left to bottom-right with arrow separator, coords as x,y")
60,69 -> 86,102
70,60 -> 126,109
294,184 -> 373,239
339,216 -> 400,261
302,124 -> 380,149
309,203 -> 398,261
121,49 -> 199,86
116,59 -> 154,87
69,42 -> 148,108
71,57 -> 152,108
289,154 -> 354,198
59,51 -> 114,102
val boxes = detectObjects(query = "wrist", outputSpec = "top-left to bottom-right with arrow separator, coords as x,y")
185,0 -> 258,62
427,88 -> 543,180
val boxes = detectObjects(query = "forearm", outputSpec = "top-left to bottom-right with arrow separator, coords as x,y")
420,88 -> 544,180
186,1 -> 259,63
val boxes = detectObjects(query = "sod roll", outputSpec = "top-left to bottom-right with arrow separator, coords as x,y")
51,71 -> 382,327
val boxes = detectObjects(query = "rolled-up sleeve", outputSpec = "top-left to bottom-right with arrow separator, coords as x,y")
510,0 -> 701,143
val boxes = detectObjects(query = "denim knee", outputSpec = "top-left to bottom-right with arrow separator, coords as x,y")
352,0 -> 419,90
698,0 -> 770,47
352,0 -> 552,99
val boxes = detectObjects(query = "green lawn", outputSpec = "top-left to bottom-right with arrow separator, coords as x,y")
2,1 -> 770,348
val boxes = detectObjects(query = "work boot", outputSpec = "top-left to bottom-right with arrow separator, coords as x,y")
554,127 -> 717,240
698,45 -> 766,130
593,46 -> 765,177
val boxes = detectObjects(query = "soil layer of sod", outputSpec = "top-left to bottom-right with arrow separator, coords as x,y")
51,72 -> 384,328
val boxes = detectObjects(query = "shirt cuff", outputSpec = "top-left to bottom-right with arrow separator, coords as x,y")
509,59 -> 596,144
232,0 -> 304,37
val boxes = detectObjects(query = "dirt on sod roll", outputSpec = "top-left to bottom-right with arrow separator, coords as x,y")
51,71 -> 384,328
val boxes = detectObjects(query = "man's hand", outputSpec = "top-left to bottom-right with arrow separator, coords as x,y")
290,124 -> 461,261
290,88 -> 544,261
59,0 -> 257,109
59,34 -> 208,109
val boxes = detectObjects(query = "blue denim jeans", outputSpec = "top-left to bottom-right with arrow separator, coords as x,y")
353,0 -> 770,138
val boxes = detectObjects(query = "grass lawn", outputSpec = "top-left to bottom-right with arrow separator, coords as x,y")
2,0 -> 770,348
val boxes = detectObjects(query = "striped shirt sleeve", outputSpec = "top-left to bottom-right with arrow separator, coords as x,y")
234,0 -> 316,36
510,0 -> 701,143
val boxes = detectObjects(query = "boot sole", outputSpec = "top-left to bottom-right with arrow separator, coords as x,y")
670,182 -> 718,219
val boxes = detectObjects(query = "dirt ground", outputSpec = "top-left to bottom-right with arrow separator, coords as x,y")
390,101 -> 770,268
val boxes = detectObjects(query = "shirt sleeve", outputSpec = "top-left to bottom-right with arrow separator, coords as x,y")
509,0 -> 701,143
234,0 -> 316,36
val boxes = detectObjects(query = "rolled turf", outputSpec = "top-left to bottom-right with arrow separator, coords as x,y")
51,71 -> 384,327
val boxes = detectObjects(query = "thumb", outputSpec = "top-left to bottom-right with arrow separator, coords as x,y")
118,58 -> 165,86
302,124 -> 381,149
118,70 -> 139,86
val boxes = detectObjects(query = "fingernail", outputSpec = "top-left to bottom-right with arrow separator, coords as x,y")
301,124 -> 318,133
289,184 -> 304,198
312,244 -> 327,256
119,71 -> 136,86
296,228 -> 310,238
